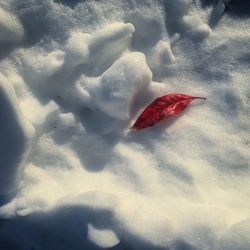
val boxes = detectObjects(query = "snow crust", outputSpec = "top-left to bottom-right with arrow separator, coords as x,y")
0,0 -> 249,249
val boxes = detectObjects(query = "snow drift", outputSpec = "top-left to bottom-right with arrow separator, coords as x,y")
0,0 -> 249,249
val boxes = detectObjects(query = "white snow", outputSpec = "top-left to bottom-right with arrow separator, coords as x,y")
87,224 -> 120,248
0,6 -> 24,42
0,73 -> 33,197
85,52 -> 152,120
0,0 -> 249,250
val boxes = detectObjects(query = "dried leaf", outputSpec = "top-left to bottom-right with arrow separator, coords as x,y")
130,93 -> 206,130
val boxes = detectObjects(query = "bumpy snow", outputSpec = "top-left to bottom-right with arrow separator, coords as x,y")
0,0 -> 249,249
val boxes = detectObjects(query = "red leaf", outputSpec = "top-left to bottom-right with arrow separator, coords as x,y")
130,93 -> 206,130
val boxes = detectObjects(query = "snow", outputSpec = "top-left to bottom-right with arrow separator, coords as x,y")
0,6 -> 24,42
0,0 -> 249,249
0,73 -> 33,197
87,224 -> 120,248
87,52 -> 152,120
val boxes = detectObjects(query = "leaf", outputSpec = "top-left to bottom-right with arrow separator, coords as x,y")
130,93 -> 206,130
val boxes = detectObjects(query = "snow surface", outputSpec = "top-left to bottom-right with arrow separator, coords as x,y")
0,0 -> 249,249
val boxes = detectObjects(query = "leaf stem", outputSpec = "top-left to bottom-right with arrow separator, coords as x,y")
195,97 -> 206,100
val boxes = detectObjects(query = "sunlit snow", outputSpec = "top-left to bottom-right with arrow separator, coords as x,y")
0,0 -> 249,249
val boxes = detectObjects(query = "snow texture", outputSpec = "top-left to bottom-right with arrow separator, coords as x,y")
0,0 -> 249,249
0,73 -> 33,198
0,6 -> 24,43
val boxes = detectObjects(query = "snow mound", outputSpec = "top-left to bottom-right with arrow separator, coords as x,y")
83,52 -> 152,120
0,73 -> 33,197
